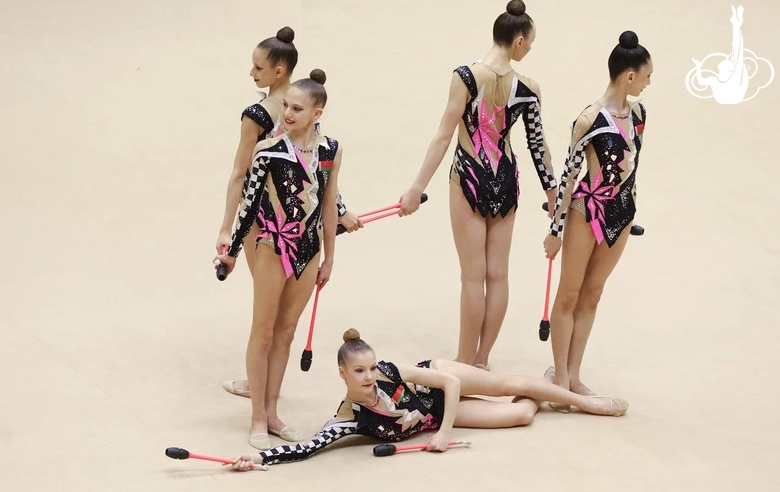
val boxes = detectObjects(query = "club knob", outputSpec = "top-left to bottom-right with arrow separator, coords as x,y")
300,350 -> 312,372
373,444 -> 397,457
165,447 -> 189,460
539,320 -> 550,341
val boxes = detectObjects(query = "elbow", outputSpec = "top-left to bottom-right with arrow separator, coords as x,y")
447,374 -> 461,394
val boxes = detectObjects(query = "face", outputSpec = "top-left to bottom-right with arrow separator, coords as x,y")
282,86 -> 323,132
249,48 -> 282,89
339,350 -> 378,397
625,59 -> 653,97
511,25 -> 536,61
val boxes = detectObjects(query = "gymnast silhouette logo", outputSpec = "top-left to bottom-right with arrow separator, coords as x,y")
685,5 -> 774,104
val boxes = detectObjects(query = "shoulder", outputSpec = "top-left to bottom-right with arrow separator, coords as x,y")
318,136 -> 341,160
516,73 -> 541,98
242,101 -> 277,130
253,134 -> 286,154
632,101 -> 647,122
568,104 -> 602,142
452,64 -> 477,94
377,360 -> 404,383
575,104 -> 601,128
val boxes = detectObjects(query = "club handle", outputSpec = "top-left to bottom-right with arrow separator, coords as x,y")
336,193 -> 429,235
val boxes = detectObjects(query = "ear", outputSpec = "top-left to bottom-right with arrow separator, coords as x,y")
313,107 -> 324,120
626,70 -> 636,84
275,65 -> 286,80
338,366 -> 345,380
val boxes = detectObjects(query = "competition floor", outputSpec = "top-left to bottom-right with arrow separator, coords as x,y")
1,0 -> 778,490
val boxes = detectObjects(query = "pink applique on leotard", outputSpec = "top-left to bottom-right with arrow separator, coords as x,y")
257,205 -> 304,278
472,97 -> 505,174
572,171 -> 615,244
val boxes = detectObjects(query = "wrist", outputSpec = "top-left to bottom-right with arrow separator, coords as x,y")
409,182 -> 425,195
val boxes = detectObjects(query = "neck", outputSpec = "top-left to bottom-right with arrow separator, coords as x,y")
598,83 -> 630,113
287,126 -> 316,148
268,79 -> 290,99
483,44 -> 513,73
346,385 -> 377,406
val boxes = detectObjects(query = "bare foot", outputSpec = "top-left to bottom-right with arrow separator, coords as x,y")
569,380 -> 597,397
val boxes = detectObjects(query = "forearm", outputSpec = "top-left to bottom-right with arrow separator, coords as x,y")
219,173 -> 246,233
524,106 -> 557,191
322,200 -> 337,264
410,135 -> 451,192
256,421 -> 357,466
437,377 -> 461,433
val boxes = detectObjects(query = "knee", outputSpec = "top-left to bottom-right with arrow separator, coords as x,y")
485,261 -> 508,284
272,323 -> 297,346
514,407 -> 535,426
248,326 -> 274,353
460,260 -> 487,284
577,284 -> 605,311
555,289 -> 580,313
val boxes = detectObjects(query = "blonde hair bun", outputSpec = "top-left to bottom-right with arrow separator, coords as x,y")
342,329 -> 361,343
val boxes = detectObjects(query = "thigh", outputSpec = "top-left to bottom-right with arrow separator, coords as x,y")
581,221 -> 631,290
274,251 -> 321,328
243,223 -> 261,274
453,398 -> 533,428
556,210 -> 598,295
449,181 -> 488,278
250,243 -> 288,330
484,210 -> 515,277
434,359 -> 513,396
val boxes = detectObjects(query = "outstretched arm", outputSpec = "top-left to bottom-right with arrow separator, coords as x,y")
230,418 -> 358,470
398,71 -> 469,215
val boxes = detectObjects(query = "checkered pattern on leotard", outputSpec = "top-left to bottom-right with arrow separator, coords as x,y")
227,151 -> 269,258
521,100 -> 557,191
549,121 -> 592,237
259,418 -> 358,466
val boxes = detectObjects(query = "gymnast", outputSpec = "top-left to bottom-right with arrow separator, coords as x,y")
224,329 -> 628,470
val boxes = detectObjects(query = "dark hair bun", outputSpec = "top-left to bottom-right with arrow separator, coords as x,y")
506,0 -> 526,16
619,31 -> 639,49
343,329 -> 360,342
309,69 -> 326,85
276,26 -> 295,44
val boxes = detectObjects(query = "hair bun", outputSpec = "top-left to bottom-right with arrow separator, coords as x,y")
309,69 -> 327,85
343,329 -> 360,343
506,0 -> 526,16
619,31 -> 639,49
276,26 -> 295,44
